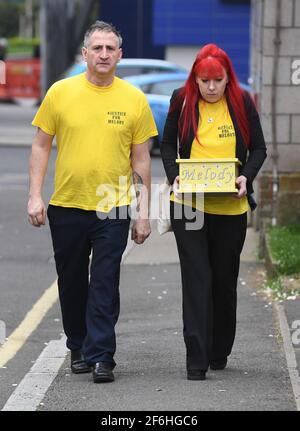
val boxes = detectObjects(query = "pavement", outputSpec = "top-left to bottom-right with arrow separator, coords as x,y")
1,101 -> 300,412
1,223 -> 300,412
0,101 -> 37,146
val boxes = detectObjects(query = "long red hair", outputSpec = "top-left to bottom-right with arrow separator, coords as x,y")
174,43 -> 250,147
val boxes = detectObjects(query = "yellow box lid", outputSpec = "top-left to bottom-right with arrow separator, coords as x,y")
176,158 -> 241,165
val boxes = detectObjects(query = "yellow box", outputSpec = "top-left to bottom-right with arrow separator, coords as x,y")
176,158 -> 241,193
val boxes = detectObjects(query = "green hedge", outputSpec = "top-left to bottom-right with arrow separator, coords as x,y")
7,37 -> 40,56
268,224 -> 300,275
8,37 -> 40,47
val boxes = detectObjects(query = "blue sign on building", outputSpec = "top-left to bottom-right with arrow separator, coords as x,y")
153,0 -> 251,82
99,0 -> 165,59
98,0 -> 251,82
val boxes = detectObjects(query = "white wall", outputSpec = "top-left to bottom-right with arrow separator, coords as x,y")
165,46 -> 201,71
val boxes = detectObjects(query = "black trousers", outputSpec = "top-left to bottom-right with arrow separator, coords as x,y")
170,202 -> 247,371
47,205 -> 130,367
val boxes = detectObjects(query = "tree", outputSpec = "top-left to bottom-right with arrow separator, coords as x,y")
0,2 -> 21,37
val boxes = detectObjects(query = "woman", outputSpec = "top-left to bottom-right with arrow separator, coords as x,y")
160,44 -> 267,381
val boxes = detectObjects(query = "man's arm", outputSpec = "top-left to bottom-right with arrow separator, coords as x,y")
27,128 -> 54,227
131,140 -> 151,244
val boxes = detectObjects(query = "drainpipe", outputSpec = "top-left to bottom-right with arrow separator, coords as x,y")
271,0 -> 281,226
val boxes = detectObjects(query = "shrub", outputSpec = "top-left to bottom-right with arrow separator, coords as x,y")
268,224 -> 300,275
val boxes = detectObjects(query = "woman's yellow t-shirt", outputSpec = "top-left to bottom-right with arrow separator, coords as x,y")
171,96 -> 248,215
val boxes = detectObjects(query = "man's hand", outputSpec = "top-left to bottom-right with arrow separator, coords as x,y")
28,128 -> 53,227
235,175 -> 247,199
131,218 -> 151,244
27,196 -> 46,227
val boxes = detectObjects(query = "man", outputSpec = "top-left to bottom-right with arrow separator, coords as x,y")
27,21 -> 157,383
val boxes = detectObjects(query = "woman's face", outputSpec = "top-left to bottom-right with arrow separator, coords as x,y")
196,71 -> 228,103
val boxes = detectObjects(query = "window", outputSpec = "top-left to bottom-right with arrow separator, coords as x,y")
147,79 -> 186,96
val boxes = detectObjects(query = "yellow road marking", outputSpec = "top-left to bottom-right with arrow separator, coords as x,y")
0,281 -> 58,368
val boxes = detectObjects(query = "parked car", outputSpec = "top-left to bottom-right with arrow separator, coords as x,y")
124,72 -> 188,96
144,93 -> 171,152
122,72 -> 188,151
125,72 -> 252,100
124,74 -> 252,152
64,58 -> 187,79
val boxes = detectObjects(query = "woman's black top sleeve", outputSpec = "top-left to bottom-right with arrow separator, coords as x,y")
160,89 -> 182,185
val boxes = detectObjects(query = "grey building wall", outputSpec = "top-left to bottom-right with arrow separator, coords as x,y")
250,0 -> 300,225
251,0 -> 300,172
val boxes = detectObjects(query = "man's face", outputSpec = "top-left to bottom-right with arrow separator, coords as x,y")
82,30 -> 122,77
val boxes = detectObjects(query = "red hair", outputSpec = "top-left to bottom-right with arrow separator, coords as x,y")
173,44 -> 250,147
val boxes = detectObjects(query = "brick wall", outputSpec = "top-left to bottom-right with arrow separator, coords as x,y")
250,0 -> 300,225
259,172 -> 300,224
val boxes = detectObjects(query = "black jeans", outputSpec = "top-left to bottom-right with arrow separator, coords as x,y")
170,202 -> 247,371
47,205 -> 130,367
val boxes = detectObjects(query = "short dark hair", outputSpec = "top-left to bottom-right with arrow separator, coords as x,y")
83,20 -> 122,48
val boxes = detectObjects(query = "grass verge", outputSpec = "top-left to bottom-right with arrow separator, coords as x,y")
264,224 -> 300,299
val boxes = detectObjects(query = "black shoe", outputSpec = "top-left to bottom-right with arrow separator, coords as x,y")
93,362 -> 114,383
210,358 -> 227,370
71,350 -> 91,374
187,369 -> 207,381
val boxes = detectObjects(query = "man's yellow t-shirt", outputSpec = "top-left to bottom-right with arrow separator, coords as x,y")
171,96 -> 248,215
32,73 -> 158,212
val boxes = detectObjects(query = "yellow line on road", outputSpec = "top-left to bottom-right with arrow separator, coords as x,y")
0,281 -> 58,368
